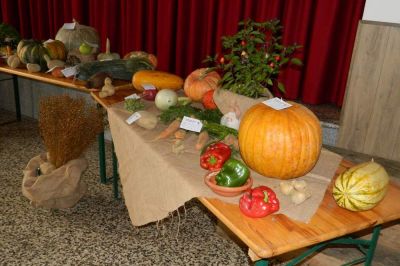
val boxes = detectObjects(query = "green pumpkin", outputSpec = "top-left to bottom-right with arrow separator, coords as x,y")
17,39 -> 48,70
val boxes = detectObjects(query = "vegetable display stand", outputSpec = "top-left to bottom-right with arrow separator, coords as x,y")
255,225 -> 381,266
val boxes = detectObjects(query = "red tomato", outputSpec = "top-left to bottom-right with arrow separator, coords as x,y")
241,40 -> 246,46
202,90 -> 217,110
219,56 -> 225,64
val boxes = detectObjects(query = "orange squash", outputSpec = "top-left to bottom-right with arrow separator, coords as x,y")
132,70 -> 183,92
184,68 -> 220,102
238,102 -> 322,179
44,40 -> 66,61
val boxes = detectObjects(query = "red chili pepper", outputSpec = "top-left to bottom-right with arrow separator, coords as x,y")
239,186 -> 280,218
200,142 -> 231,171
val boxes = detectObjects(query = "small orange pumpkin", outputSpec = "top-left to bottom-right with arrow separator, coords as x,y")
238,102 -> 322,179
184,68 -> 220,102
123,51 -> 158,68
44,40 -> 67,61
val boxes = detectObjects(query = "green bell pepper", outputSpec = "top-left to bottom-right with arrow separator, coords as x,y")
215,158 -> 250,187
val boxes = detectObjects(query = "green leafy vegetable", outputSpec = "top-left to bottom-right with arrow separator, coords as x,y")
124,98 -> 145,113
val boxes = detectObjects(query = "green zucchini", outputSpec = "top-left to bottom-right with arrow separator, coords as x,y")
77,58 -> 154,81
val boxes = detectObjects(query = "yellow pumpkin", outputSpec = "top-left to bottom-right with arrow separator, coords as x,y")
238,102 -> 322,179
132,70 -> 183,92
184,68 -> 220,102
333,161 -> 389,211
44,40 -> 66,61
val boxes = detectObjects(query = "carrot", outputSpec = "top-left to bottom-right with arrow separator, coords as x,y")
174,129 -> 187,140
195,131 -> 209,150
153,119 -> 181,141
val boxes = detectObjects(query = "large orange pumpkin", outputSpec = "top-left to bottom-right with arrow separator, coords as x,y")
184,68 -> 220,102
238,102 -> 322,179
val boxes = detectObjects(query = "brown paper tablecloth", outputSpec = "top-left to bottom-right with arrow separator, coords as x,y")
108,104 -> 343,226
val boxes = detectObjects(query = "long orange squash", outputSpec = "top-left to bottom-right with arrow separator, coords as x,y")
238,102 -> 322,179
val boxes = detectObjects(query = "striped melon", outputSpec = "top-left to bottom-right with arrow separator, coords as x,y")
333,161 -> 389,211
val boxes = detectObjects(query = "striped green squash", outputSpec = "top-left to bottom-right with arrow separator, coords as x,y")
17,39 -> 48,70
333,161 -> 389,211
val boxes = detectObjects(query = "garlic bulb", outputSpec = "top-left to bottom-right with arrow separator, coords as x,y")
291,190 -> 311,205
292,180 -> 307,192
280,181 -> 294,195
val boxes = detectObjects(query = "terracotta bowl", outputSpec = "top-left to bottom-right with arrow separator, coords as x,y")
204,171 -> 253,197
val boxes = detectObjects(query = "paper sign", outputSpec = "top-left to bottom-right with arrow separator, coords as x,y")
43,39 -> 54,44
46,66 -> 58,73
262,97 -> 292,110
180,116 -> 203,132
142,83 -> 156,90
126,112 -> 142,125
61,66 -> 77,77
63,22 -> 76,30
125,93 -> 140,100
84,41 -> 99,48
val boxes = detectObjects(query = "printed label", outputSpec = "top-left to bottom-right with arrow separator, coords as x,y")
262,97 -> 292,110
126,112 -> 142,125
180,116 -> 203,132
142,84 -> 156,91
124,93 -> 140,100
61,66 -> 77,77
63,22 -> 76,30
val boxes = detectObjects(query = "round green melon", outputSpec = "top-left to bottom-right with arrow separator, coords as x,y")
332,161 -> 389,211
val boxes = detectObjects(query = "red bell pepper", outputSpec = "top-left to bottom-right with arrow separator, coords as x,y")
200,142 -> 231,171
239,185 -> 280,218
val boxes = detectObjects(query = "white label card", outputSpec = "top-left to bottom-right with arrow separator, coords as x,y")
63,22 -> 76,30
84,41 -> 99,48
142,83 -> 156,90
180,116 -> 203,132
43,39 -> 54,44
46,66 -> 58,73
262,97 -> 292,110
61,66 -> 77,77
126,112 -> 142,125
125,93 -> 140,100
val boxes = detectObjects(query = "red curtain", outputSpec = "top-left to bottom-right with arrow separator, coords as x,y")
0,0 -> 365,106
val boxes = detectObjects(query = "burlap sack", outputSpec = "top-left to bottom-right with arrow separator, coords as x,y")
22,153 -> 88,209
213,89 -> 270,117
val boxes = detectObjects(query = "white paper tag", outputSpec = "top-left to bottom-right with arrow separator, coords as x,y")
46,66 -> 58,73
84,41 -> 99,48
262,97 -> 292,110
61,66 -> 77,77
126,112 -> 142,125
43,39 -> 54,44
180,116 -> 203,132
63,22 -> 76,30
125,93 -> 140,100
142,83 -> 156,90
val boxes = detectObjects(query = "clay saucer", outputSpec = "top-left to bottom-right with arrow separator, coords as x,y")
204,171 -> 253,197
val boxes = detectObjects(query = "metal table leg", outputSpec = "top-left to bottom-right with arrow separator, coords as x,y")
112,142 -> 119,199
13,75 -> 21,121
255,225 -> 382,266
97,131 -> 107,184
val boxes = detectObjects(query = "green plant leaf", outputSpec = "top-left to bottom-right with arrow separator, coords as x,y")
290,58 -> 303,66
277,82 -> 286,93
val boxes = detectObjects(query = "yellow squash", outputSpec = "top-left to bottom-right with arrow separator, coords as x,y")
132,70 -> 183,92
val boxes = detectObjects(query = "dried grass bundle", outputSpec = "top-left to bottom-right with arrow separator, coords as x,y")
39,95 -> 103,168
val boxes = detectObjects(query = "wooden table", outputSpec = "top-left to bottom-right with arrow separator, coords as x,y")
90,89 -> 400,265
0,63 -> 132,185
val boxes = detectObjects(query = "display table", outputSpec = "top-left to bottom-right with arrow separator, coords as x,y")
90,89 -> 400,265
